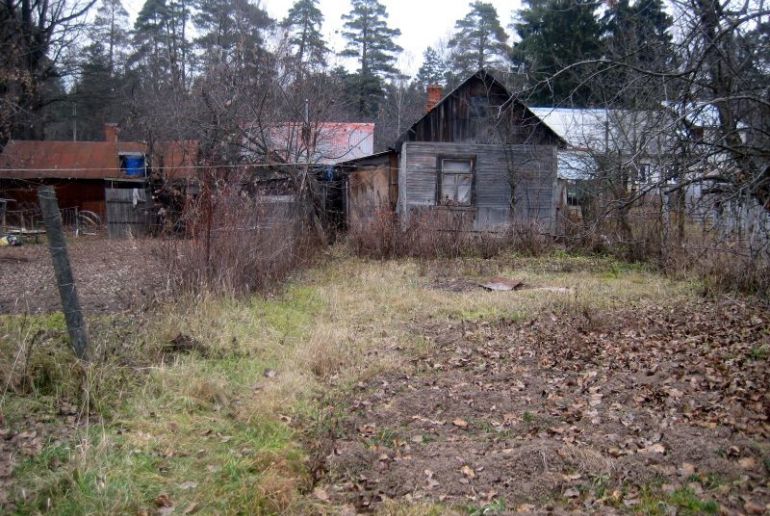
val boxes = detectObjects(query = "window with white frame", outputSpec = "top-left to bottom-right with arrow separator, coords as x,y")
438,157 -> 474,206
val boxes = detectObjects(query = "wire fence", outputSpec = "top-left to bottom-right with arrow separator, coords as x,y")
1,206 -> 103,239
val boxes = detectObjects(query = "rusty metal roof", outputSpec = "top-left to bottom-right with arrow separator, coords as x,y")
151,140 -> 199,179
0,139 -> 200,180
0,140 -> 146,179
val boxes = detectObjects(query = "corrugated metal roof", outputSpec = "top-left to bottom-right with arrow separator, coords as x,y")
0,139 -> 200,180
528,108 -> 611,151
529,107 -> 670,156
0,140 -> 145,179
152,140 -> 199,179
247,122 -> 375,165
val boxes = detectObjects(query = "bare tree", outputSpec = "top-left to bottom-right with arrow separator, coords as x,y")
0,0 -> 96,143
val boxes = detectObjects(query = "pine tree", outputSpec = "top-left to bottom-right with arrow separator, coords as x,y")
69,0 -> 131,140
89,0 -> 131,75
340,0 -> 402,116
130,0 -> 193,88
72,50 -> 125,140
602,0 -> 672,69
194,0 -> 272,69
448,1 -> 510,77
282,0 -> 328,71
416,46 -> 448,86
600,0 -> 672,106
630,0 -> 673,68
512,0 -> 602,106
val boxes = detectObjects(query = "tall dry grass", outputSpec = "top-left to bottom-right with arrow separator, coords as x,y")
159,182 -> 319,296
347,208 -> 553,259
561,193 -> 770,298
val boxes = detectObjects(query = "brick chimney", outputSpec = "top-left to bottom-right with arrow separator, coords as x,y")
426,84 -> 443,113
104,123 -> 119,143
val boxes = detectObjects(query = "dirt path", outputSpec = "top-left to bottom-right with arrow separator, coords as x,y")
322,300 -> 770,513
0,239 -> 168,314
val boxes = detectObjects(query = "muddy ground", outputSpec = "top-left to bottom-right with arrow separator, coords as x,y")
0,238 -> 168,314
322,300 -> 770,514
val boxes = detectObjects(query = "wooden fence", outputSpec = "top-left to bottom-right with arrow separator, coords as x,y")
105,186 -> 150,238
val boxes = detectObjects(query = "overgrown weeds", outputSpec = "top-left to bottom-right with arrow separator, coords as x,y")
562,192 -> 770,298
159,181 -> 319,297
348,208 -> 553,259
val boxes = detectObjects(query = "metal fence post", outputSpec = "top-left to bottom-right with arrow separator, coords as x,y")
37,186 -> 89,359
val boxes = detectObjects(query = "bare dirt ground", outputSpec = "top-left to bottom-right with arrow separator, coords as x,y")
0,238 -> 168,314
323,299 -> 770,514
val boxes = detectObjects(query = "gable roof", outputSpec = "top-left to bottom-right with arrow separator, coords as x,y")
393,69 -> 566,148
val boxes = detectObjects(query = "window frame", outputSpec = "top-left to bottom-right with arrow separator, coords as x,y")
435,154 -> 476,207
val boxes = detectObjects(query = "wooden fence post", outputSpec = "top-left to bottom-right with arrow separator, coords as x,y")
37,186 -> 89,359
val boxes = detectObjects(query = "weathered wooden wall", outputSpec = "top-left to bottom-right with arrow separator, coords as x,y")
398,142 -> 558,232
348,166 -> 391,231
105,186 -> 150,238
344,152 -> 399,230
0,179 -> 106,217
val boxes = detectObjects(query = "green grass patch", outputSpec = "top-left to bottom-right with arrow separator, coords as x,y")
638,486 -> 719,515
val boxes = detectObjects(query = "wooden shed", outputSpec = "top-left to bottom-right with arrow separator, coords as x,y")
339,70 -> 565,233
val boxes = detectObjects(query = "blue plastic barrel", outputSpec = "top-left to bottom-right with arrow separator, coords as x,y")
124,156 -> 145,177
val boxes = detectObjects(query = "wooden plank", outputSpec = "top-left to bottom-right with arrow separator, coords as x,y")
401,142 -> 558,231
105,186 -> 149,238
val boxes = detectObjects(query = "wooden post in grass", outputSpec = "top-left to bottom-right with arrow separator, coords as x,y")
37,186 -> 89,359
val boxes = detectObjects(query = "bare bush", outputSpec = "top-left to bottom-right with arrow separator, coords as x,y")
562,190 -> 770,296
662,235 -> 770,297
348,209 -> 553,259
160,178 -> 318,296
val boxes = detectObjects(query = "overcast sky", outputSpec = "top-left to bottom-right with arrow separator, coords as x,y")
122,0 -> 523,75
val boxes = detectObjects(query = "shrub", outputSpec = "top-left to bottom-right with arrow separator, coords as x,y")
159,181 -> 319,296
347,208 -> 553,259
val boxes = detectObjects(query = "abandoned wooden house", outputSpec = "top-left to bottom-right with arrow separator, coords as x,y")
338,70 -> 566,233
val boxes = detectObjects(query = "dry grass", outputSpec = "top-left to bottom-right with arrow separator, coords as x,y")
348,209 -> 553,260
2,249 -> 699,513
160,183 -> 318,297
564,196 -> 770,298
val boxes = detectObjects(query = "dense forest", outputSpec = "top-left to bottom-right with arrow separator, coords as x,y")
1,0 -> 768,160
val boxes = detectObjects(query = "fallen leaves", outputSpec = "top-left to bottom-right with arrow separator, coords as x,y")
460,465 -> 476,479
640,443 -> 666,455
327,298 -> 770,514
452,418 -> 469,429
678,463 -> 696,477
312,486 -> 330,502
154,493 -> 174,515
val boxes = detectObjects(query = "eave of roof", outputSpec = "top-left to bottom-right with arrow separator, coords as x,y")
335,149 -> 395,168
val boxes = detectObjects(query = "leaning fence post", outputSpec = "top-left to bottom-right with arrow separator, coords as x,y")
37,186 -> 89,359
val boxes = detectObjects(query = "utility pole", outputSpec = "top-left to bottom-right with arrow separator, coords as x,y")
72,102 -> 77,141
37,186 -> 89,359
